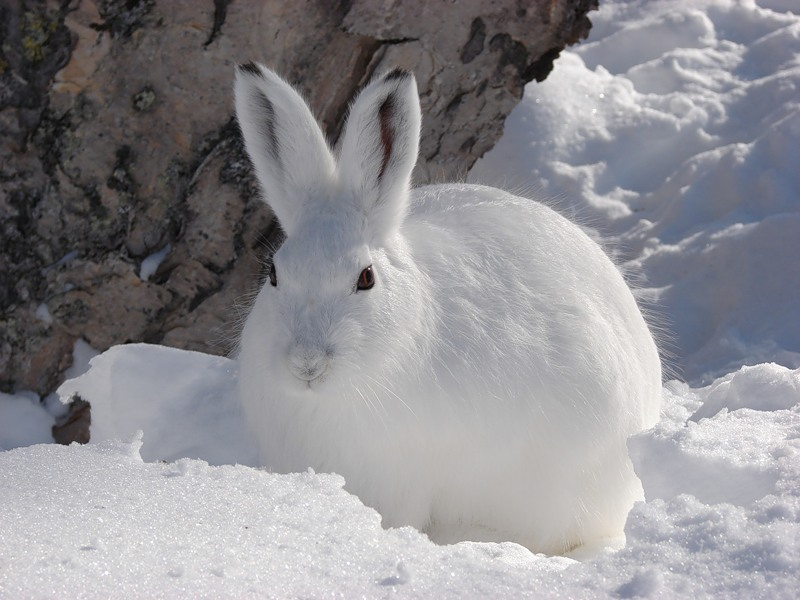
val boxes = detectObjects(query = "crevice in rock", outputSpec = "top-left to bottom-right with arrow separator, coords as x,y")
106,145 -> 137,200
52,394 -> 91,445
489,33 -> 530,81
186,279 -> 225,312
91,0 -> 155,39
525,47 -> 562,83
204,0 -> 233,47
33,106 -> 72,176
445,91 -> 467,117
380,36 -> 420,45
461,17 -> 486,64
324,36 -> 383,145
0,187 -> 45,312
165,120 -> 239,258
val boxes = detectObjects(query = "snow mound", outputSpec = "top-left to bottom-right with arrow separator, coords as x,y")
690,362 -> 800,420
0,434 -> 571,599
57,343 -> 258,466
630,363 -> 800,507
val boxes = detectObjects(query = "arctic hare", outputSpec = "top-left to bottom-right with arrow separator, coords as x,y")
235,64 -> 662,555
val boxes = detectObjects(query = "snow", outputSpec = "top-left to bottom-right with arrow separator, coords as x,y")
57,344 -> 258,467
0,391 -> 53,451
2,0 -> 799,597
35,303 -> 53,325
138,244 -> 171,281
629,369 -> 798,508
0,435 -> 572,599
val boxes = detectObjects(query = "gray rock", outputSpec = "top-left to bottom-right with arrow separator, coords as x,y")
0,0 -> 596,404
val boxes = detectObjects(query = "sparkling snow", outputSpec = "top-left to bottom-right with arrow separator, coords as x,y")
2,1 -> 799,597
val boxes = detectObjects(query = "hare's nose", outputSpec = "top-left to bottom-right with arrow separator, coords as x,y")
288,346 -> 330,382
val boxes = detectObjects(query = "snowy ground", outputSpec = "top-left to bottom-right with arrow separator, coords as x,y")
2,1 -> 799,597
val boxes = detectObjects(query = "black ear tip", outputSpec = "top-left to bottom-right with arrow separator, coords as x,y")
384,68 -> 413,82
238,62 -> 263,76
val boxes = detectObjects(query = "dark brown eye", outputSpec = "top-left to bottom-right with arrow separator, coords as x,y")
357,265 -> 375,291
268,262 -> 277,287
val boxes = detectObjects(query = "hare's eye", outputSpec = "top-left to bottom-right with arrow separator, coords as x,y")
268,263 -> 277,287
357,265 -> 375,291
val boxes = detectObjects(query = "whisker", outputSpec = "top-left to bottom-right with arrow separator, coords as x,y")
362,373 -> 419,422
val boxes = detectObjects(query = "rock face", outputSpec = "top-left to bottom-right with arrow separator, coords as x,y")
1,0 -> 596,398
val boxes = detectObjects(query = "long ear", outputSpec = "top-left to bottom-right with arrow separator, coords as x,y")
338,69 -> 421,241
234,63 -> 335,236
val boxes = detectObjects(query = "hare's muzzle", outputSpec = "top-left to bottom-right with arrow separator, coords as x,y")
288,344 -> 331,384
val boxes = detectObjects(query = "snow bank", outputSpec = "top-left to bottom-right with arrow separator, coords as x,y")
0,434 -> 570,599
57,344 -> 257,466
470,0 -> 800,383
630,364 -> 800,508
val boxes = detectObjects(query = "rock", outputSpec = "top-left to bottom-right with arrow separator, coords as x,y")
52,395 -> 91,445
342,0 -> 597,181
0,0 -> 597,411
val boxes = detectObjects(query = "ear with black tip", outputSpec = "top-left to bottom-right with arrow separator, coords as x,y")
234,63 -> 335,236
338,69 -> 421,241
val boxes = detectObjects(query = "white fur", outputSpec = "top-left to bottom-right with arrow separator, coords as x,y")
235,64 -> 662,556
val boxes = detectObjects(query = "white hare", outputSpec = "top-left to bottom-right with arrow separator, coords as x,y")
235,63 -> 662,556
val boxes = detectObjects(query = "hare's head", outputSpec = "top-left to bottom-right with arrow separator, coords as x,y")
235,64 -> 426,395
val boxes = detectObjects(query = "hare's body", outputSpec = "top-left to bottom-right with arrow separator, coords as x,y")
235,65 -> 662,555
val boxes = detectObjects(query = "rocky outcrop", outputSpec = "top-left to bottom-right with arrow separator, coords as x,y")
1,0 -> 596,398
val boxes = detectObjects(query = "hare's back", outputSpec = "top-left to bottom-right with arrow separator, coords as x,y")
406,183 -> 616,296
404,183 -> 661,427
